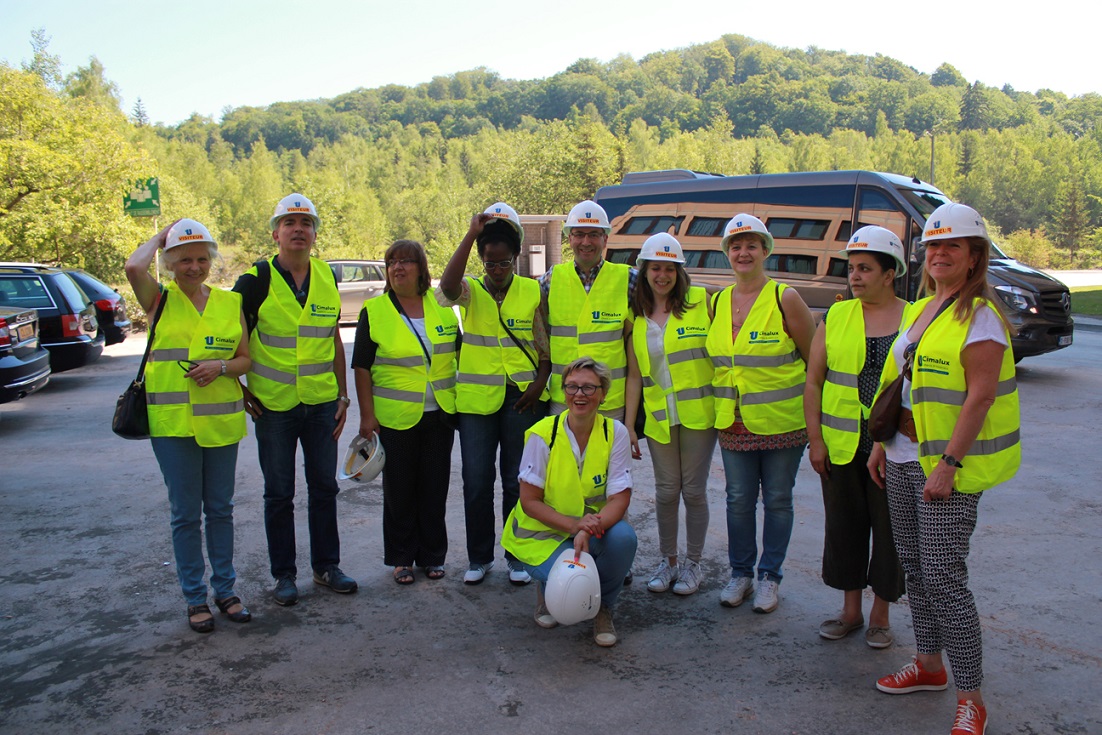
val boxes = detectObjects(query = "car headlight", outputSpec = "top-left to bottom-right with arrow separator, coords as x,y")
994,285 -> 1038,314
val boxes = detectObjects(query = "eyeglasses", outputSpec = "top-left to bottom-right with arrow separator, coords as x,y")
387,259 -> 417,269
569,230 -> 606,242
902,343 -> 917,380
177,359 -> 200,374
563,383 -> 600,396
482,259 -> 513,272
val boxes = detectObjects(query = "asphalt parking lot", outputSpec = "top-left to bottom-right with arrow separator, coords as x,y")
1,326 -> 1100,734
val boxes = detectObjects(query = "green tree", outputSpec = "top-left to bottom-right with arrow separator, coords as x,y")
931,63 -> 966,88
22,28 -> 62,89
64,57 -> 123,111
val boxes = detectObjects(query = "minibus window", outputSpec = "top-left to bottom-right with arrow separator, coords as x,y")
767,218 -> 831,240
685,217 -> 728,237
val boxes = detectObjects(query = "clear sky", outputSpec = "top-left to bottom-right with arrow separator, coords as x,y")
1,0 -> 1095,127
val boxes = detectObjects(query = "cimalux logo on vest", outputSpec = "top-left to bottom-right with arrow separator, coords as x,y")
915,353 -> 952,375
591,473 -> 606,488
590,310 -> 622,325
506,317 -> 533,330
676,325 -> 707,339
748,330 -> 781,345
203,335 -> 236,351
310,303 -> 338,316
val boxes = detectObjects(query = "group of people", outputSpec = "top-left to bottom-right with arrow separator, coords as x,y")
127,191 -> 1019,735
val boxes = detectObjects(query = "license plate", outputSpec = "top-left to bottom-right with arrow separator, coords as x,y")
16,323 -> 34,342
1058,335 -> 1073,346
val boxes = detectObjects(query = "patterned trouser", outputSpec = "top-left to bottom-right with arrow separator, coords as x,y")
885,460 -> 984,692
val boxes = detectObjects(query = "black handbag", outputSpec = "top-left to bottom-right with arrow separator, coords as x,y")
112,293 -> 167,440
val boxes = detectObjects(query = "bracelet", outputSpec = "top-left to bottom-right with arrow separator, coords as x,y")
219,360 -> 227,375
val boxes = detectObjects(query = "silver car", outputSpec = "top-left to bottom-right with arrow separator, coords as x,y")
328,260 -> 387,324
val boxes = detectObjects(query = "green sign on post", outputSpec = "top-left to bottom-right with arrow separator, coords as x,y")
124,177 -> 161,217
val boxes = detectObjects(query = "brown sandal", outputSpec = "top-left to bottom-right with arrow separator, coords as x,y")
188,604 -> 215,633
214,596 -> 252,623
394,566 -> 415,585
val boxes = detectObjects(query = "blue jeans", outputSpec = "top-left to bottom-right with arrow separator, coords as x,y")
720,445 -> 805,583
518,520 -> 638,608
459,384 -> 547,565
151,437 -> 240,606
255,400 -> 341,580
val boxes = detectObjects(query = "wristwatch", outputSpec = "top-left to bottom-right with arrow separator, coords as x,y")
941,454 -> 964,468
338,395 -> 351,405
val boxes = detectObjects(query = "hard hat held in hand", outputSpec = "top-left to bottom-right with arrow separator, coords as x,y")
922,203 -> 990,245
839,225 -> 907,276
637,232 -> 685,269
483,202 -> 524,245
338,433 -> 385,483
165,219 -> 217,252
271,193 -> 321,232
721,213 -> 774,255
564,200 -> 611,234
543,549 -> 601,626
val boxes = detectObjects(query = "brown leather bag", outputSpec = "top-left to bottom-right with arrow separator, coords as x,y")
868,360 -> 909,442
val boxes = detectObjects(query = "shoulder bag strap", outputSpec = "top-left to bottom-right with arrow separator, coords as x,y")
474,277 -> 538,369
135,288 -> 169,382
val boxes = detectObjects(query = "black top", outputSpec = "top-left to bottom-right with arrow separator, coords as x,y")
350,291 -> 461,371
231,256 -> 339,335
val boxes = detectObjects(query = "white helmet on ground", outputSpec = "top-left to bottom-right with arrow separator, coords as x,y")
636,232 -> 685,268
543,549 -> 601,626
721,213 -> 774,255
839,225 -> 907,276
338,433 -> 385,483
921,203 -> 991,245
165,218 -> 217,252
564,200 -> 611,235
483,202 -> 524,245
271,193 -> 321,232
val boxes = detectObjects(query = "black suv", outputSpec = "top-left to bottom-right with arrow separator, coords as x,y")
65,269 -> 131,346
0,306 -> 51,403
0,264 -> 104,372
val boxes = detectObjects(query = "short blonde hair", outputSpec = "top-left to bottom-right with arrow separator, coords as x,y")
561,356 -> 611,394
160,242 -> 219,280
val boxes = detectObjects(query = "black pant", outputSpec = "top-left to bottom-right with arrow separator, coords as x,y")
380,410 -> 455,567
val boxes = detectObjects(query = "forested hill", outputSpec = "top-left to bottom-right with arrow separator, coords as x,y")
4,32 -> 1102,280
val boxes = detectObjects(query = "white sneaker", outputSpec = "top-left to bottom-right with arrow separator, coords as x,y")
463,561 -> 494,585
534,585 -> 558,629
593,605 -> 617,647
719,576 -> 754,607
507,560 -> 532,586
672,559 -> 702,595
646,559 -> 679,593
752,579 -> 779,613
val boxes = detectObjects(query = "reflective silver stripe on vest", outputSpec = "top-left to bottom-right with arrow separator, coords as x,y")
651,409 -> 667,422
642,376 -> 657,388
462,333 -> 498,347
511,370 -> 537,383
711,355 -> 734,368
147,391 -> 189,405
150,348 -> 190,362
192,399 -> 246,416
251,362 -> 296,384
714,386 -> 738,400
583,494 -> 606,512
921,429 -> 1020,459
826,369 -> 859,389
741,383 -> 804,406
668,347 -> 708,366
732,350 -> 801,368
675,385 -> 712,401
913,377 -> 1018,407
257,331 -> 297,349
550,326 -> 578,338
431,376 -> 456,391
299,361 -> 334,377
510,515 -> 568,541
375,386 -> 423,403
376,355 -> 424,368
821,412 -> 860,433
578,329 -> 621,345
610,367 -> 627,380
434,342 -> 456,355
299,325 -> 335,338
551,363 -> 567,375
508,338 -> 536,353
457,373 -> 500,386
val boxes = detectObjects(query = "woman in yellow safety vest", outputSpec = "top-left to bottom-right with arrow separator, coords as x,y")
502,357 -> 637,647
624,233 -> 716,597
352,240 -> 459,585
439,203 -> 551,587
803,226 -> 907,650
705,213 -> 816,615
867,204 -> 1019,735
125,219 -> 252,634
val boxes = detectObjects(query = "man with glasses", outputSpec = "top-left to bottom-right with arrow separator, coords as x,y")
439,203 -> 551,586
233,193 -> 357,607
539,200 -> 637,422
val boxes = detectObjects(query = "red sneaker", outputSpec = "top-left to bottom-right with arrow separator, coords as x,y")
876,658 -> 949,694
951,699 -> 988,735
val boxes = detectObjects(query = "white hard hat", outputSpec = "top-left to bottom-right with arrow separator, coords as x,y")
921,203 -> 990,245
839,225 -> 907,276
338,433 -> 385,483
721,213 -> 774,255
543,549 -> 601,626
564,200 -> 611,235
165,218 -> 217,252
270,193 -> 321,232
483,202 -> 524,245
636,232 -> 685,268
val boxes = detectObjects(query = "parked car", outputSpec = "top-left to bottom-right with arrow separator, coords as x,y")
65,269 -> 131,345
0,306 -> 51,404
0,264 -> 103,372
327,259 -> 387,323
